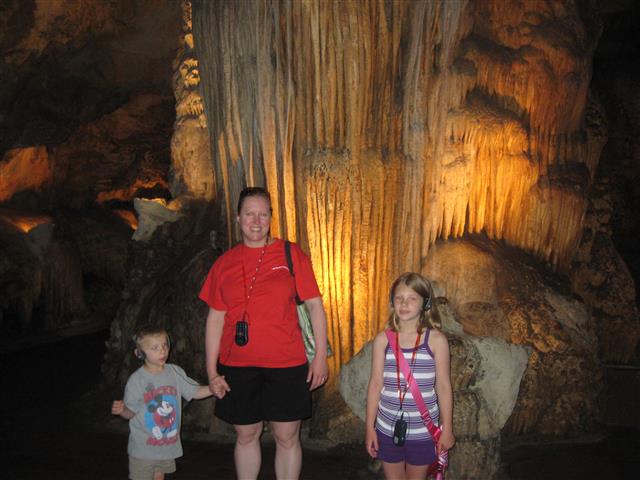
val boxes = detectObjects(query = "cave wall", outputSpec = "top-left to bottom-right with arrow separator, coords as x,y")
192,0 -> 611,369
0,0 -> 182,336
0,0 -> 639,458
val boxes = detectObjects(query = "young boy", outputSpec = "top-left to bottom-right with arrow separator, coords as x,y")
112,325 -> 212,480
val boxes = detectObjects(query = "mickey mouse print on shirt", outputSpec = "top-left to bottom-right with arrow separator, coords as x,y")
143,385 -> 179,445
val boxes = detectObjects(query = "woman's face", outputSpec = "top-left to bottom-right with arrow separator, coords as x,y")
237,195 -> 271,247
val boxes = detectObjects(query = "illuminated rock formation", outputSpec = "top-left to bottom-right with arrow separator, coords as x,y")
0,147 -> 52,203
191,0 -> 618,371
169,0 -> 215,201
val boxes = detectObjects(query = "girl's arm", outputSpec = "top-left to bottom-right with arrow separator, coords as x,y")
365,332 -> 387,458
304,296 -> 329,390
431,329 -> 455,453
205,308 -> 230,399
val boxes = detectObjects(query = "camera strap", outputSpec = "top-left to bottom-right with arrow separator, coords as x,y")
240,240 -> 268,323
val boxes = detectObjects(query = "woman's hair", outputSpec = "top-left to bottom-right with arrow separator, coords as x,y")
386,272 -> 441,333
237,186 -> 272,214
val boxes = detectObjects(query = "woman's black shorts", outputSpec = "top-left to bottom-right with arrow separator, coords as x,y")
215,363 -> 312,425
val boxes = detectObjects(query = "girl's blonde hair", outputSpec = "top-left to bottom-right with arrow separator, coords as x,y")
386,272 -> 441,333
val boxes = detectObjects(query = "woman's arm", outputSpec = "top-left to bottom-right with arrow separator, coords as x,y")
304,296 -> 329,390
365,332 -> 387,458
431,329 -> 455,453
205,307 -> 230,399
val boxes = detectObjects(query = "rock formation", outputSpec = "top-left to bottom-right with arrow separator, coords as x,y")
0,3 -> 639,478
191,0 -> 622,375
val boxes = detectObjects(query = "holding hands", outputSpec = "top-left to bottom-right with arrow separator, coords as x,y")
209,374 -> 231,399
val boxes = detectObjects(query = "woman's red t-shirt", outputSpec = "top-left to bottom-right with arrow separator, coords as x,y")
199,238 -> 321,367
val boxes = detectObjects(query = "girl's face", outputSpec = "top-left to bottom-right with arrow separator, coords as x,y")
392,283 -> 423,324
237,195 -> 271,247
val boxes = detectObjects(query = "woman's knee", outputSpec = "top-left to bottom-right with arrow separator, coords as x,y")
271,421 -> 301,449
235,422 -> 263,446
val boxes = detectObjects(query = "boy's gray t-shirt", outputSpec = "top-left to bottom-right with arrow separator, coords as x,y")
124,364 -> 199,459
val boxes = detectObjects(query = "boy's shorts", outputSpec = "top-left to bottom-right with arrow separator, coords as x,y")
129,456 -> 176,480
215,363 -> 311,425
376,429 -> 437,466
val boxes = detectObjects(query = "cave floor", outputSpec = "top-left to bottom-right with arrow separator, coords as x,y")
2,330 -> 638,480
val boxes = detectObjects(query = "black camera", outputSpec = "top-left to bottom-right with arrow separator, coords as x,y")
392,414 -> 407,446
235,320 -> 249,346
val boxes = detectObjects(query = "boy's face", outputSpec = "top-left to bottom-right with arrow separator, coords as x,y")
138,333 -> 170,368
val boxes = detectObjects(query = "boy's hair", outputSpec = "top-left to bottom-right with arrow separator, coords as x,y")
386,272 -> 441,333
237,186 -> 272,214
132,324 -> 169,350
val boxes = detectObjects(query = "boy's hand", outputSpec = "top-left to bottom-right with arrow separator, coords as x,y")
111,400 -> 125,416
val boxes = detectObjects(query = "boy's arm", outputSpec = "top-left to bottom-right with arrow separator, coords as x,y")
111,400 -> 135,420
193,385 -> 213,400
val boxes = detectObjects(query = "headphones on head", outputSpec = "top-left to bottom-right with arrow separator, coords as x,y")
133,332 -> 171,361
389,279 -> 433,312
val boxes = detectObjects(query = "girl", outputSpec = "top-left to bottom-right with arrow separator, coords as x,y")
365,272 -> 455,479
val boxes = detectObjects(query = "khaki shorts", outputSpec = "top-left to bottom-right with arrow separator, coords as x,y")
129,456 -> 176,480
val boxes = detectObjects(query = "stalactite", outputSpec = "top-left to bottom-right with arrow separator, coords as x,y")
170,0 -> 214,201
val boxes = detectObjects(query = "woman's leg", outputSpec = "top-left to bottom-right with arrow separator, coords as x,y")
234,422 -> 263,480
405,463 -> 428,480
382,460 -> 406,480
270,420 -> 302,480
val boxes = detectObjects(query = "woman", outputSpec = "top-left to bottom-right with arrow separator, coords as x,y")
199,186 -> 329,480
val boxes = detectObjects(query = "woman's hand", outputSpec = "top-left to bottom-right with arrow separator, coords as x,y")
365,426 -> 379,458
307,355 -> 329,390
209,374 -> 231,399
437,428 -> 455,454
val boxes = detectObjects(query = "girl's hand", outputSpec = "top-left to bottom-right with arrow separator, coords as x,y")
365,426 -> 379,458
111,400 -> 124,416
437,429 -> 455,454
209,374 -> 231,400
307,355 -> 329,391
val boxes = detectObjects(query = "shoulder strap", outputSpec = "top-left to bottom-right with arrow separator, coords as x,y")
284,240 -> 295,277
385,330 -> 441,441
284,241 -> 303,305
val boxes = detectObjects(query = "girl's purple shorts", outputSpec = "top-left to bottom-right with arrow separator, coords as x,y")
376,429 -> 437,466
